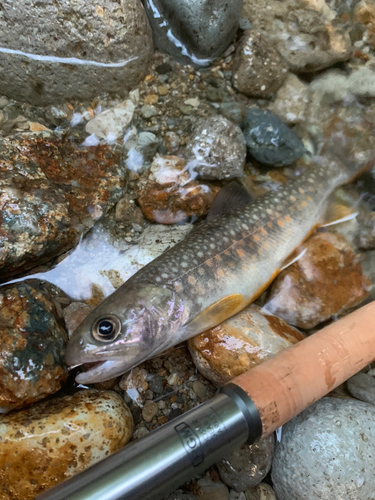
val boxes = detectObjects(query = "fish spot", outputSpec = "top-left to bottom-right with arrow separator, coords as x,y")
162,273 -> 169,279
198,268 -> 205,275
289,206 -> 295,212
210,243 -> 216,249
237,249 -> 244,257
263,242 -> 269,250
224,249 -> 230,255
309,186 -> 314,192
155,277 -> 162,282
215,254 -> 221,261
285,215 -> 291,223
217,269 -> 224,277
267,221 -> 272,228
242,223 -> 249,230
188,276 -> 195,285
181,262 -> 188,268
277,220 -> 284,227
308,177 -> 314,183
172,267 -> 178,273
223,237 -> 229,242
301,201 -> 307,207
299,188 -> 305,194
290,195 -> 296,202
229,262 -> 235,268
230,230 -> 236,236
260,227 -> 266,234
239,239 -> 245,246
206,259 -> 212,267
266,208 -> 273,215
307,196 -> 312,202
253,214 -> 259,220
253,234 -> 259,242
175,282 -> 182,292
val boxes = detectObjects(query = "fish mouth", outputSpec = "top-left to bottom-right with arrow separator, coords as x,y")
74,359 -> 132,384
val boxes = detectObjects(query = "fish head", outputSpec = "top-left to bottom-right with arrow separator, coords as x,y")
66,283 -> 186,384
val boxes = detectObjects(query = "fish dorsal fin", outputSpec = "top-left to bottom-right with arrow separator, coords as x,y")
206,181 -> 253,221
183,293 -> 245,335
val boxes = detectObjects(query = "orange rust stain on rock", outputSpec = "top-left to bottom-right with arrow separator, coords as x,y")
264,314 -> 305,343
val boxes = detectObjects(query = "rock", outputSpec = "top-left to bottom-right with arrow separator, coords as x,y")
141,104 -> 158,119
188,304 -> 303,387
0,280 -> 68,414
220,101 -> 248,125
85,100 -> 135,142
0,0 -> 153,105
268,74 -> 309,125
245,483 -> 276,500
347,371 -> 375,406
142,400 -> 159,422
148,376 -> 165,394
143,0 -> 242,66
218,435 -> 275,492
242,0 -> 351,73
165,492 -> 197,500
115,194 -> 145,226
271,397 -> 375,500
309,67 -> 375,103
196,477 -> 229,500
264,232 -> 371,329
0,389 -> 133,500
242,108 -> 305,166
135,155 -> 220,224
357,211 -> 375,250
124,131 -> 159,167
63,302 -> 94,337
229,493 -> 246,500
355,1 -> 375,49
184,116 -> 246,180
119,367 -> 149,405
0,133 -> 124,281
232,30 -> 288,98
192,380 -> 207,399
165,131 -> 180,155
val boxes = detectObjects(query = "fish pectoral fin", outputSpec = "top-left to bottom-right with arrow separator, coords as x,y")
320,200 -> 358,228
280,247 -> 307,271
206,181 -> 253,221
184,294 -> 245,334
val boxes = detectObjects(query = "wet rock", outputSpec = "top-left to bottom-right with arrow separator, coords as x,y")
0,389 -> 133,500
196,477 -> 229,500
85,100 -> 135,142
165,131 -> 180,155
218,435 -> 275,492
142,400 -> 159,422
141,104 -> 158,119
115,194 -> 145,226
63,302 -> 94,338
272,397 -> 375,500
124,131 -> 160,167
242,108 -> 305,166
184,116 -> 246,180
119,367 -> 149,405
188,304 -> 304,387
148,375 -> 164,394
0,133 -> 124,281
143,0 -> 242,65
245,483 -> 276,500
242,0 -> 351,73
268,74 -> 309,125
0,0 -> 153,105
347,371 -> 375,406
232,30 -> 288,98
135,155 -> 219,224
0,280 -> 68,414
220,101 -> 248,125
355,1 -> 375,49
309,67 -> 375,103
265,232 -> 371,329
357,211 -> 375,250
165,492 -> 197,500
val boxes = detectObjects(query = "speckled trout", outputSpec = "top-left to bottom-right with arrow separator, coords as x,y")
66,154 -> 368,383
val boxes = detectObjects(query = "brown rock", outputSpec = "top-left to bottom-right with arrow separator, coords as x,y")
242,0 -> 351,72
0,280 -> 68,413
0,133 -> 124,281
232,30 -> 288,98
135,155 -> 219,224
188,304 -> 304,387
142,401 -> 158,422
268,74 -> 309,124
0,390 -> 133,500
115,194 -> 145,226
265,232 -> 371,329
355,1 -> 375,49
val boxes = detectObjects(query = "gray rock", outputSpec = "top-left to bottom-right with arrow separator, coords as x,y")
242,108 -> 305,166
137,132 -> 160,162
85,101 -> 135,141
268,74 -> 309,125
148,375 -> 164,394
165,492 -> 197,500
217,435 -> 274,492
141,104 -> 158,119
0,0 -> 153,105
347,372 -> 375,406
220,101 -> 248,125
185,116 -> 246,180
165,131 -> 180,155
232,30 -> 288,98
142,0 -> 242,66
272,397 -> 375,500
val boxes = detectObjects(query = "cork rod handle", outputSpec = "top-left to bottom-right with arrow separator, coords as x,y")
232,301 -> 375,437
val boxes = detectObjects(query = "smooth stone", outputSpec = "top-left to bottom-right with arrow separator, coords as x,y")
143,0 -> 242,65
245,483 -> 276,500
218,435 -> 275,492
0,132 -> 124,282
347,371 -> 375,406
242,0 -> 351,73
232,30 -> 288,98
220,101 -> 248,125
0,0 -> 153,105
0,280 -> 68,414
272,397 -> 375,500
141,104 -> 158,119
264,232 -> 371,329
165,492 -> 197,500
0,389 -> 133,500
196,477 -> 229,500
85,100 -> 135,141
184,116 -> 246,180
188,304 -> 304,387
241,108 -> 305,166
268,74 -> 309,125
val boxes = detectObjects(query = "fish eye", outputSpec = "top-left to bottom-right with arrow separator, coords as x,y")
92,315 -> 122,342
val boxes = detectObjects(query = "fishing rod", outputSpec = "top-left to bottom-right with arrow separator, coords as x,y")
37,300 -> 375,500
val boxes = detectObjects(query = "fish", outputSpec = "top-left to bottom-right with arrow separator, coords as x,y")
66,153 -> 371,383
